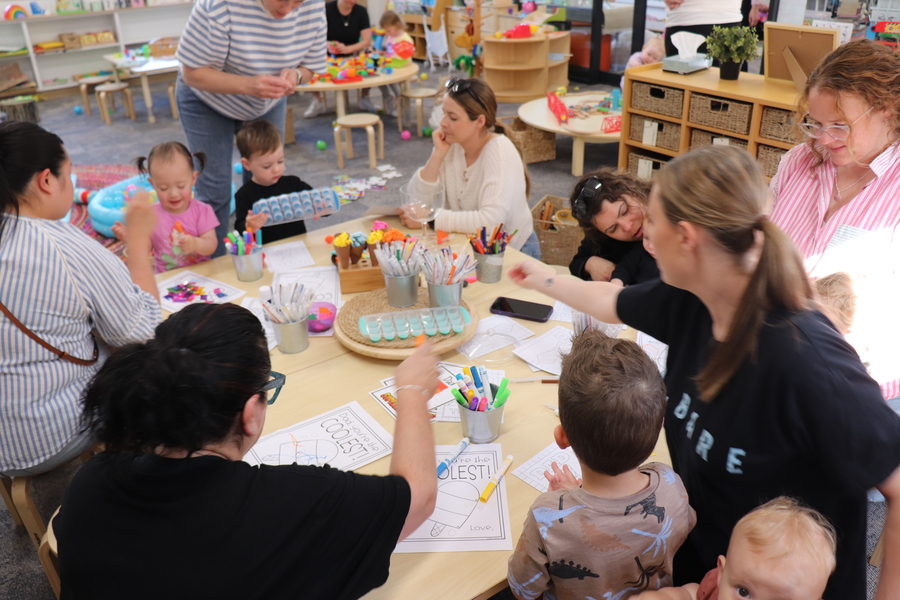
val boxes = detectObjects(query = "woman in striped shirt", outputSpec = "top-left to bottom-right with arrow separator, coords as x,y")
0,122 -> 161,476
175,0 -> 327,256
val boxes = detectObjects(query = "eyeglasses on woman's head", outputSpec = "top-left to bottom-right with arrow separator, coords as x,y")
259,371 -> 286,405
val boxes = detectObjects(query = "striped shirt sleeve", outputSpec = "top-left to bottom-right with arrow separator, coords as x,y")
177,0 -> 231,71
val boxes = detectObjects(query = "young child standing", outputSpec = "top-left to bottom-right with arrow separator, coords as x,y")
113,142 -> 219,273
508,330 -> 696,600
378,11 -> 414,117
633,496 -> 837,600
234,120 -> 313,244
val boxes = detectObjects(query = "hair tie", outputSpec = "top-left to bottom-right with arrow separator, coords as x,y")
754,214 -> 768,230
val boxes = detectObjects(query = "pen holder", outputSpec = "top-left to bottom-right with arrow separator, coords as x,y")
427,280 -> 463,308
272,318 -> 310,354
458,384 -> 503,443
384,272 -> 419,308
475,252 -> 504,284
231,251 -> 264,282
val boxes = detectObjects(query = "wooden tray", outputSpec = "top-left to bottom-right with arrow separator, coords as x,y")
334,288 -> 480,360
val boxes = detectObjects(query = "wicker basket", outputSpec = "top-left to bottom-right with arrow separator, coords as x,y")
631,82 -> 684,119
688,94 -> 752,135
531,196 -> 585,267
626,151 -> 667,180
689,129 -> 748,151
498,116 -> 556,164
757,145 -> 787,178
760,107 -> 797,143
629,115 -> 681,151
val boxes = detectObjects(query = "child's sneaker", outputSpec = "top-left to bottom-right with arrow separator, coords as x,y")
304,97 -> 326,118
384,96 -> 398,117
358,97 -> 377,113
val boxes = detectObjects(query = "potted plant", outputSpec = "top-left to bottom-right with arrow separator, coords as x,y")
705,25 -> 761,80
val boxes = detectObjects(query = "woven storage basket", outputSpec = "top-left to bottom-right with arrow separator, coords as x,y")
532,196 -> 585,267
688,94 -> 752,135
631,82 -> 684,118
629,115 -> 681,151
757,145 -> 787,178
689,129 -> 748,151
498,116 -> 556,164
626,151 -> 667,180
760,107 -> 797,143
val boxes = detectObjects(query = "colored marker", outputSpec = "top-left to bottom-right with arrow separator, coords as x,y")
174,221 -> 184,234
497,377 -> 509,397
508,377 -> 559,384
466,389 -> 475,400
469,397 -> 479,410
478,366 -> 494,403
479,455 -> 514,502
470,366 -> 484,395
437,437 -> 470,477
451,388 -> 468,408
477,397 -> 488,411
492,388 -> 510,409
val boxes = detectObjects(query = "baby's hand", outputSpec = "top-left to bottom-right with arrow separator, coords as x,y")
179,233 -> 197,254
544,461 -> 582,491
111,221 -> 127,241
246,211 -> 269,230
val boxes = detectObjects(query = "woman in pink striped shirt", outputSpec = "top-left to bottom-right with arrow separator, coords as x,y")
770,39 -> 900,400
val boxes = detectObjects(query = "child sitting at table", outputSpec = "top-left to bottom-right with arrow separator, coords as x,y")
508,329 -> 696,600
234,120 -> 313,244
632,496 -> 837,600
112,142 -> 219,273
377,11 -> 414,117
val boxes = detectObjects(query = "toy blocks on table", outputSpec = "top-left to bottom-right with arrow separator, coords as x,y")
251,187 -> 340,226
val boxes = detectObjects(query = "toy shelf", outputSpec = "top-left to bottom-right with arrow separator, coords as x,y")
482,31 -> 569,103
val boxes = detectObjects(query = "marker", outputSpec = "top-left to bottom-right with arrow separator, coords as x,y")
174,221 -> 184,234
477,397 -> 488,411
496,377 -> 509,397
492,388 -> 510,409
478,366 -> 494,404
508,377 -> 559,383
470,366 -> 485,395
451,388 -> 468,408
466,389 -> 475,400
469,397 -> 479,411
437,437 -> 470,477
479,455 -> 514,502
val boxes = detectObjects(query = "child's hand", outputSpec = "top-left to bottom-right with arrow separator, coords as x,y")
179,233 -> 197,254
111,221 -> 127,241
125,201 -> 157,241
508,260 -> 556,290
246,211 -> 269,230
395,342 -> 440,401
544,461 -> 582,491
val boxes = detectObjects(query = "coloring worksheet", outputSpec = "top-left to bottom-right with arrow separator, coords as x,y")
512,326 -> 574,376
243,401 -> 392,471
395,443 -> 512,553
157,271 -> 246,314
273,266 -> 342,307
456,315 -> 535,359
636,331 -> 668,376
550,301 -> 573,323
513,442 -> 582,494
264,240 -> 315,272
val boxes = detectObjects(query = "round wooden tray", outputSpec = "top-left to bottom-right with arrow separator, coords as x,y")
334,288 -> 480,360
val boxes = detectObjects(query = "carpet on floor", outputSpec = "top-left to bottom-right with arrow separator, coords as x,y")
71,164 -> 136,258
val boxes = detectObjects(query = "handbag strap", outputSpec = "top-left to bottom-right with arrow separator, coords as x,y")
0,299 -> 99,366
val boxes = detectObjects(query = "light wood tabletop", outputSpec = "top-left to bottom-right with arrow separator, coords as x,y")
157,215 -> 670,600
102,55 -> 179,124
296,62 -> 420,119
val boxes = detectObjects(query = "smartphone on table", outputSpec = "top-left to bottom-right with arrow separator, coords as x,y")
490,297 -> 553,323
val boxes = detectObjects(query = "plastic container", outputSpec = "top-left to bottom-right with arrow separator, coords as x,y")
231,251 -> 264,282
475,252 -> 504,284
384,273 -> 419,308
251,187 -> 340,226
427,281 -> 463,307
358,306 -> 471,343
272,319 -> 310,353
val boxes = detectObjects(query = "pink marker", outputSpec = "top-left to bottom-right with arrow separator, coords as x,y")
477,397 -> 488,411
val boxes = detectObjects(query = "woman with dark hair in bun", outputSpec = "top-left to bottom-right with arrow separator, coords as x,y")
54,303 -> 440,600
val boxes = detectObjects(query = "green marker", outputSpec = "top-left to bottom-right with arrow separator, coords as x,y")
451,387 -> 469,408
491,388 -> 511,409
496,377 -> 509,396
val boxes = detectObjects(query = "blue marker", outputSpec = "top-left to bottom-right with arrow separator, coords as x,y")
470,366 -> 485,395
436,437 -> 470,477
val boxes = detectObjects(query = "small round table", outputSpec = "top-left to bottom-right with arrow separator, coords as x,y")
517,92 -> 621,177
296,62 -> 420,119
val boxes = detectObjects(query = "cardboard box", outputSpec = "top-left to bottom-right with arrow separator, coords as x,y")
0,64 -> 28,94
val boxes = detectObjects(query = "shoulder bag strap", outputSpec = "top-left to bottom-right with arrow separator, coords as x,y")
0,299 -> 99,366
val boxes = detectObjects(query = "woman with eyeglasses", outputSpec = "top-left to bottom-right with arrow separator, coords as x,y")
509,146 -> 900,600
399,78 -> 540,258
54,302 -> 440,599
568,168 -> 660,285
770,39 -> 900,400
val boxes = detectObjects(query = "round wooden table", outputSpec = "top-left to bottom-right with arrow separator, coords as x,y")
517,92 -> 621,176
296,62 -> 420,119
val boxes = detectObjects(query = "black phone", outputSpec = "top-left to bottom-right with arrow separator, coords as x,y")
490,297 -> 553,323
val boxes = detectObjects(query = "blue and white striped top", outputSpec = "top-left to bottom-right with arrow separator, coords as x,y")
177,0 -> 328,121
0,217 -> 160,472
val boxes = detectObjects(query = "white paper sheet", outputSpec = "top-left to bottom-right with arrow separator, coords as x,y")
240,298 -> 278,350
549,301 -> 573,323
636,331 -> 668,376
243,401 -> 392,471
394,443 -> 512,553
272,266 -> 341,306
157,270 -> 246,314
513,442 -> 582,494
456,315 -> 535,359
264,241 -> 315,272
512,326 -> 574,376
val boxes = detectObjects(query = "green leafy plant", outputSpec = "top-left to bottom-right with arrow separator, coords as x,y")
705,25 -> 761,63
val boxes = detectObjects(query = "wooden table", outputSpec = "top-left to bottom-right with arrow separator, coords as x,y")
103,55 -> 179,124
158,216 -> 670,600
296,62 -> 420,119
517,92 -> 622,177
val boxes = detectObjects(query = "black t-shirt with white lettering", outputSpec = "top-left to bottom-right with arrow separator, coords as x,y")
618,279 -> 900,600
326,1 -> 371,48
55,452 -> 410,600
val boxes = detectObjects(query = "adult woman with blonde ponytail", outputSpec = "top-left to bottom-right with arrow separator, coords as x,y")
509,145 -> 900,600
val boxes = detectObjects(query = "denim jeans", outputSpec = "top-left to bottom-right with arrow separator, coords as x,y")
519,231 -> 542,260
175,78 -> 287,257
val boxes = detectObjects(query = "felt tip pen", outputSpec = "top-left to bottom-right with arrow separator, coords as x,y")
437,437 -> 470,477
477,397 -> 488,411
479,455 -> 514,502
478,366 -> 494,403
451,388 -> 468,408
497,377 -> 509,397
462,374 -> 477,392
470,366 -> 484,394
466,389 -> 475,400
492,388 -> 510,409
469,397 -> 479,410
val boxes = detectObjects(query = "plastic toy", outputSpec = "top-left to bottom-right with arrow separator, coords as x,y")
74,188 -> 95,204
316,140 -> 327,150
423,126 -> 433,137
504,24 -> 532,39
234,162 -> 243,174
420,73 -> 428,81
522,0 -> 536,12
250,187 -> 340,226
28,1 -> 43,13
4,4 -> 27,18
73,105 -> 83,115
401,130 -> 412,140
547,91 -> 569,125
308,302 -> 336,332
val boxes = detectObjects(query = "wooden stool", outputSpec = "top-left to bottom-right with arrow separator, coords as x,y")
95,82 -> 136,126
333,113 -> 384,170
167,82 -> 179,120
78,75 -> 111,117
399,87 -> 438,136
38,508 -> 61,599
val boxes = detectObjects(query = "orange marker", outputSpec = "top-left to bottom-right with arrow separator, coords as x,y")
174,221 -> 184,234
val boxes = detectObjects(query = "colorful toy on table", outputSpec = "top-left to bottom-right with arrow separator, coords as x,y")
4,5 -> 27,19
450,365 -> 510,412
371,27 -> 386,52
373,238 -> 424,277
504,24 -> 532,39
163,281 -> 229,303
349,231 -> 368,264
468,225 -> 516,255
332,232 -> 352,269
308,301 -> 336,332
358,305 -> 472,342
371,220 -> 388,231
366,229 -> 384,266
223,228 -> 262,256
423,246 -> 477,285
547,91 -> 569,125
381,228 -> 406,243
250,187 -> 340,225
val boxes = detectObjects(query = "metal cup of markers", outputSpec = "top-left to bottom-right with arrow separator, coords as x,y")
231,251 -> 264,282
427,281 -> 463,307
458,384 -> 503,443
475,252 -> 504,284
272,318 -> 310,354
384,272 -> 419,308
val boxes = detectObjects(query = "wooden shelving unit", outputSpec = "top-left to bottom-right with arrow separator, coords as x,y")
400,0 -> 452,62
481,31 -> 570,103
618,63 -> 802,181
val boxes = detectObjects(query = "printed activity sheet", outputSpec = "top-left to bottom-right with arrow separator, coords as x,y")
157,271 -> 246,314
395,443 -> 512,553
456,315 -> 535,359
264,241 -> 315,272
550,301 -> 573,323
243,401 -> 392,471
513,442 -> 582,494
636,331 -> 668,375
273,266 -> 342,307
512,326 -> 574,375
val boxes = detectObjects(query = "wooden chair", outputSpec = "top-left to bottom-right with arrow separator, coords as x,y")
38,508 -> 61,599
95,82 -> 136,126
77,75 -> 111,117
167,82 -> 179,120
333,113 -> 384,169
